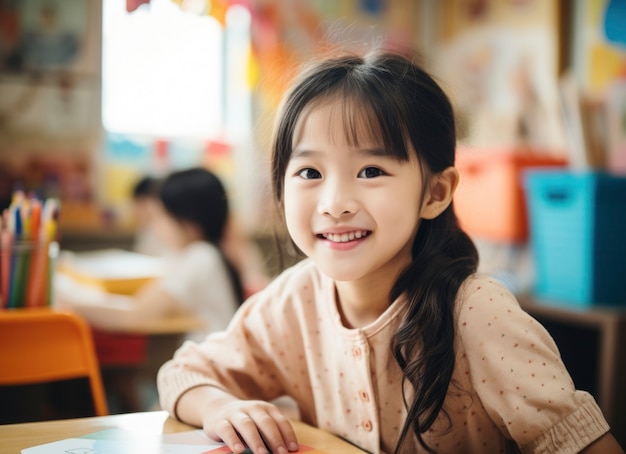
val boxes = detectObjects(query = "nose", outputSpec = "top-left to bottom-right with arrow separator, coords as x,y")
317,176 -> 359,219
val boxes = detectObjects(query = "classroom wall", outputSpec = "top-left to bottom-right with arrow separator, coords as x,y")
0,0 -> 103,231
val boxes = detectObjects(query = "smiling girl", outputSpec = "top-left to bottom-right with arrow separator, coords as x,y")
157,52 -> 622,454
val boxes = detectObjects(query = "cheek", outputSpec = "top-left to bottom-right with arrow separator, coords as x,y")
132,203 -> 149,224
152,216 -> 182,247
283,184 -> 311,239
283,189 -> 301,227
374,190 -> 421,232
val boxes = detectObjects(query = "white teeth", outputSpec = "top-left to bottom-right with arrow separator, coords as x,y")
323,231 -> 368,243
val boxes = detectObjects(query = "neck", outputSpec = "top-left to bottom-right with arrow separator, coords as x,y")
334,274 -> 397,329
181,222 -> 205,246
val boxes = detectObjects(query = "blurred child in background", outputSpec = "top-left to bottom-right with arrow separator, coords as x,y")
130,174 -> 170,257
130,171 -> 269,298
55,167 -> 244,340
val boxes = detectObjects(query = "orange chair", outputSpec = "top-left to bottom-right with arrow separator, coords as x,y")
0,308 -> 109,416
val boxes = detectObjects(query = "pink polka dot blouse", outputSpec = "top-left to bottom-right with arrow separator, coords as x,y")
157,259 -> 609,453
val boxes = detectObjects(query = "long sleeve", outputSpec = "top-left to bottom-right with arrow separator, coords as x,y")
455,276 -> 609,453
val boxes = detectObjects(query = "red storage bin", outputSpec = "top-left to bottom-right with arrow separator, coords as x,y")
454,148 -> 566,243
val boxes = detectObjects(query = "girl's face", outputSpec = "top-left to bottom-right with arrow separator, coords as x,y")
150,201 -> 199,251
132,196 -> 158,228
284,101 -> 429,285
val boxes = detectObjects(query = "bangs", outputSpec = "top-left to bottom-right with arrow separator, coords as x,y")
301,92 -> 411,161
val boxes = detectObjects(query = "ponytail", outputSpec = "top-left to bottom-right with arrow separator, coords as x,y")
390,206 -> 478,452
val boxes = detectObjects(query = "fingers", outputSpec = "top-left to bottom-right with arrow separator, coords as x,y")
209,419 -> 248,453
234,411 -> 272,454
205,402 -> 299,454
247,407 -> 297,454
266,406 -> 298,453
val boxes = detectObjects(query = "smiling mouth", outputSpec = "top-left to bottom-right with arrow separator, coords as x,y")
318,231 -> 371,243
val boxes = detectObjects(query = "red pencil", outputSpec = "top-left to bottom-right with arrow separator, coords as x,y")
25,200 -> 43,307
1,229 -> 12,308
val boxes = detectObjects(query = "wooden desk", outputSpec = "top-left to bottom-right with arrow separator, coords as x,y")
519,297 -> 626,446
0,410 -> 365,453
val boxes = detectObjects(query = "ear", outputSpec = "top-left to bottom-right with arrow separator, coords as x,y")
420,166 -> 459,220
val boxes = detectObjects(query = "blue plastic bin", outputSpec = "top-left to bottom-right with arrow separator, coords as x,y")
524,171 -> 626,307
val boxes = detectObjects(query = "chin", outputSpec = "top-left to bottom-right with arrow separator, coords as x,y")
315,262 -> 367,283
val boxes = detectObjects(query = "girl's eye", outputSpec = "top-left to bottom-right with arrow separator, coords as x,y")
358,167 -> 385,178
297,168 -> 322,179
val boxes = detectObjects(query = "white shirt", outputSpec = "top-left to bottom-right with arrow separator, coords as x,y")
158,241 -> 239,342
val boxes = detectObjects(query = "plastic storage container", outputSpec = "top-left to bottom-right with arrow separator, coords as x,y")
0,240 -> 58,309
454,149 -> 566,243
524,170 -> 626,307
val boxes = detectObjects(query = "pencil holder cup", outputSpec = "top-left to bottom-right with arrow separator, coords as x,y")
0,240 -> 59,309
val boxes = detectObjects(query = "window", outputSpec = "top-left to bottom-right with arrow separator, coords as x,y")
102,0 -> 224,139
100,0 -> 258,227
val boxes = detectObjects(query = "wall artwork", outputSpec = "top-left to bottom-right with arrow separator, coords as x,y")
431,0 -> 566,151
0,0 -> 101,146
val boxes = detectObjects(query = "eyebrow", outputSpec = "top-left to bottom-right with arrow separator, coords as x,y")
290,148 -> 319,159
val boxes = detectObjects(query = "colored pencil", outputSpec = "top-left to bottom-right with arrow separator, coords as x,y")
0,229 -> 11,308
8,207 -> 22,308
25,200 -> 43,307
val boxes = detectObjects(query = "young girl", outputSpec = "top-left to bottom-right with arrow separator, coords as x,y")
157,53 -> 622,453
129,172 -> 269,296
130,174 -> 171,257
55,167 -> 244,340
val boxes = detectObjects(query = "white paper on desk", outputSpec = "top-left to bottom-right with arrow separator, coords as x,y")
22,430 -> 223,454
58,249 -> 166,280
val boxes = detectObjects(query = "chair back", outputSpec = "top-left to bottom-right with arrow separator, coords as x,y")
0,308 -> 109,416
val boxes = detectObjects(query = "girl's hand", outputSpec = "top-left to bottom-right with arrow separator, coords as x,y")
203,399 -> 299,454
